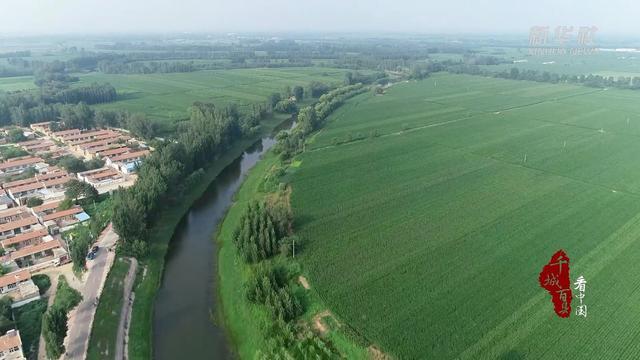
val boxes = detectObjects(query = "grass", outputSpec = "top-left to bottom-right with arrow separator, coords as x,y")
87,257 -> 132,360
127,113 -> 293,360
13,299 -> 47,359
289,73 -> 640,359
52,275 -> 82,312
0,75 -> 37,91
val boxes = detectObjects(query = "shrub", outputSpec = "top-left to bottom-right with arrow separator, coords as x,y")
26,197 -> 43,208
32,274 -> 51,295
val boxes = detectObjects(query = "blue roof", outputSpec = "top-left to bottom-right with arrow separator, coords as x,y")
75,212 -> 90,222
123,161 -> 140,172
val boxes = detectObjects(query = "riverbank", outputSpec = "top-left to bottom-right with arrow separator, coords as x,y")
123,113 -> 292,360
216,152 -> 370,359
216,86 -> 374,359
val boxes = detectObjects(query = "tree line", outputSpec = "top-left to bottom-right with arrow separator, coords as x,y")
0,83 -> 118,127
446,62 -> 640,91
111,102 -> 264,257
232,200 -> 337,359
274,83 -> 368,159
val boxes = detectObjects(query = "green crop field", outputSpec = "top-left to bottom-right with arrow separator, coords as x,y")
0,67 -> 352,126
290,73 -> 640,359
478,49 -> 640,77
78,67 -> 351,122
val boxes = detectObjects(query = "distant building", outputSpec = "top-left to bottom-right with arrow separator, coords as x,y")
0,329 -> 26,359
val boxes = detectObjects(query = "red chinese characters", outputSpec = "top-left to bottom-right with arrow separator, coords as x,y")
539,249 -> 572,318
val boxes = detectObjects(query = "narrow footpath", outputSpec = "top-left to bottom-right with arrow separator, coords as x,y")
115,257 -> 137,360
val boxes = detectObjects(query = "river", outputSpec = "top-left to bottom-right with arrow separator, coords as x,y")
152,120 -> 292,359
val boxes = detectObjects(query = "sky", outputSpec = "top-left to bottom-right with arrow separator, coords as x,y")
0,0 -> 637,36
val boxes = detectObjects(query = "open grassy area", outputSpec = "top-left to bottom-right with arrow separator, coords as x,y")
127,113 -> 292,360
0,75 -> 37,91
289,73 -> 640,359
87,257 -> 132,360
78,67 -> 351,123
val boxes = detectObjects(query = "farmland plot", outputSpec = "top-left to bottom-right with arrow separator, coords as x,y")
78,67 -> 352,122
290,74 -> 640,359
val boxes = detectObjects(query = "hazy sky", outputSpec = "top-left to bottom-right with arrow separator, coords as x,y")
0,0 -> 637,35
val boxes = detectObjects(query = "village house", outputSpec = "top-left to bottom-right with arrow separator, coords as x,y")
0,157 -> 44,177
77,167 -> 124,187
96,146 -> 131,159
5,176 -> 71,204
85,143 -> 128,159
8,239 -> 67,270
50,129 -> 81,142
59,130 -> 112,146
17,139 -> 56,154
0,329 -> 26,360
70,132 -> 125,148
0,207 -> 32,225
0,270 -> 40,309
0,229 -> 50,251
29,200 -> 61,216
39,206 -> 89,234
0,191 -> 13,211
2,169 -> 69,193
0,217 -> 41,241
29,121 -> 52,135
106,150 -> 150,173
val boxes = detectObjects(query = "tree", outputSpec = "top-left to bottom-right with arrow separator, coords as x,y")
69,230 -> 91,273
112,190 -> 147,243
125,113 -> 157,140
64,179 -> 98,202
7,128 -> 25,143
43,306 -> 67,359
306,82 -> 329,98
26,197 -> 43,208
59,102 -> 93,129
268,93 -> 282,110
292,86 -> 304,101
64,179 -> 85,202
56,156 -> 87,174
274,100 -> 298,114
57,198 -> 73,211
510,67 -> 520,79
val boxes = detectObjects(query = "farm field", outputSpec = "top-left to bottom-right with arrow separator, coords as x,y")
478,49 -> 640,77
0,67 -> 352,127
78,67 -> 351,123
290,73 -> 640,358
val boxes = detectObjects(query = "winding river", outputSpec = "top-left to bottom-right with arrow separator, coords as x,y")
152,120 -> 293,359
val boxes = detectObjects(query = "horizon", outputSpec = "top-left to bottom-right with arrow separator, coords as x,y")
1,0 -> 638,37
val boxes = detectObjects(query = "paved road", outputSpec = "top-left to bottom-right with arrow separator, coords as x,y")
115,257 -> 137,360
64,224 -> 118,360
